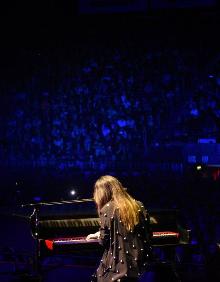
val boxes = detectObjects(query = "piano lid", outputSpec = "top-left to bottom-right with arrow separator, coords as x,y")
36,200 -> 98,220
149,209 -> 180,231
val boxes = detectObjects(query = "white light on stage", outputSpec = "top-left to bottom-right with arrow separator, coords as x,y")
196,165 -> 202,171
70,189 -> 76,196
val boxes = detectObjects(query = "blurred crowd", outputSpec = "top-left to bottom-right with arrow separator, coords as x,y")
0,40 -> 220,170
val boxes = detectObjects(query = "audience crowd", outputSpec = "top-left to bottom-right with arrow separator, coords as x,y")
0,39 -> 219,170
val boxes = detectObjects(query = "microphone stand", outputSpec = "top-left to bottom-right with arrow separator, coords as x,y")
31,206 -> 41,277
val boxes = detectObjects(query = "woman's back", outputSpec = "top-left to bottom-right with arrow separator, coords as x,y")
96,200 -> 151,282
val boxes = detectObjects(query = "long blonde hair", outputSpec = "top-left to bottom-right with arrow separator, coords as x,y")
93,175 -> 141,231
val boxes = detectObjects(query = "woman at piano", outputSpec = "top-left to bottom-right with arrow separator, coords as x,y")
86,175 -> 152,282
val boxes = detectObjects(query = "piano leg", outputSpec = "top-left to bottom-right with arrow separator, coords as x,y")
170,262 -> 181,282
151,246 -> 182,282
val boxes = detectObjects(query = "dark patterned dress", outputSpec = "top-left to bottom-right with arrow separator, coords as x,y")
93,200 -> 152,282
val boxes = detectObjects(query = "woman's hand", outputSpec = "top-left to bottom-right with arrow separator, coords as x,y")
86,231 -> 100,240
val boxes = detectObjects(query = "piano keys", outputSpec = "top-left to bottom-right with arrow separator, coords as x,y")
45,237 -> 99,251
44,231 -> 181,252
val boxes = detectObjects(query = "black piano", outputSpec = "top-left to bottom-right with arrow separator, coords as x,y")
29,199 -> 190,258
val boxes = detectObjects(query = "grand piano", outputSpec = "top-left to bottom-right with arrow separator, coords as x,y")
29,199 -> 191,261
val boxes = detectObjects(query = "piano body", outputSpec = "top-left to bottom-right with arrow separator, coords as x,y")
29,200 -> 191,262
